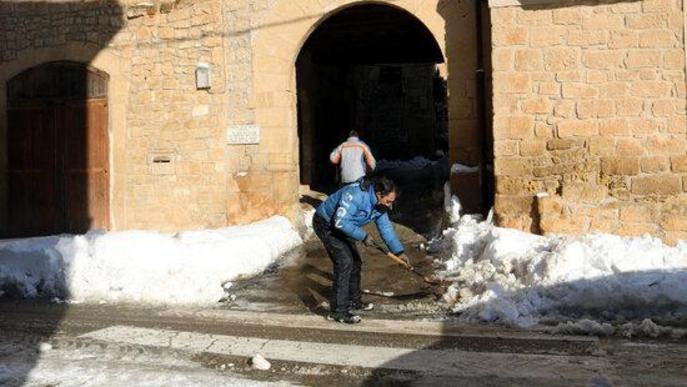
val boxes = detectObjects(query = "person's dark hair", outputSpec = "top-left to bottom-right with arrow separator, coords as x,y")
361,176 -> 395,197
348,130 -> 359,138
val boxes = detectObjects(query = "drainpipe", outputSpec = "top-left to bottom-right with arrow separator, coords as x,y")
475,0 -> 492,215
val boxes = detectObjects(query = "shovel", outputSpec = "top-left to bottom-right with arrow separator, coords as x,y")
370,241 -> 447,286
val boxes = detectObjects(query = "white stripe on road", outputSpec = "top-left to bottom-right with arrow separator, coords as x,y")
159,308 -> 598,344
81,325 -> 608,379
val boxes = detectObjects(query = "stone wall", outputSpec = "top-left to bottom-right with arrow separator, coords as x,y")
2,0 -> 481,234
490,0 -> 687,243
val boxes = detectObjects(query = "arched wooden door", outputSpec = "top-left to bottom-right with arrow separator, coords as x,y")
6,62 -> 109,237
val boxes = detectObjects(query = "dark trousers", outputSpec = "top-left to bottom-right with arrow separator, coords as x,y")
313,213 -> 362,313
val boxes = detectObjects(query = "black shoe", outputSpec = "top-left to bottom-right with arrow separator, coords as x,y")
326,311 -> 362,324
350,302 -> 374,312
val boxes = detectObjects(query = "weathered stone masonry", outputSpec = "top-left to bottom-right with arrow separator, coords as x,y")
490,0 -> 687,244
0,0 -> 481,234
1,0 -> 685,244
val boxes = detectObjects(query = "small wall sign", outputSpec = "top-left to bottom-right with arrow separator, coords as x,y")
227,124 -> 260,144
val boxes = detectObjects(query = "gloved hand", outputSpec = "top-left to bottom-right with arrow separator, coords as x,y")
362,235 -> 377,248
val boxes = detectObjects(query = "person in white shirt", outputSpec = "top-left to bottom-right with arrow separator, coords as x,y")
329,130 -> 376,186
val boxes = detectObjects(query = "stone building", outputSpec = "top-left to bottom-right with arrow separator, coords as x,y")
0,0 -> 685,243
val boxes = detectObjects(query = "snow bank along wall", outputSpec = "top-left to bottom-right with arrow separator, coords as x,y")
0,0 -> 685,244
490,0 -> 687,244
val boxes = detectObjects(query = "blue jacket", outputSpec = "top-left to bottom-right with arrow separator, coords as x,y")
315,181 -> 404,255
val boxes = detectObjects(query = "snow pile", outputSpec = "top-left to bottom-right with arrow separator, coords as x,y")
301,208 -> 316,240
0,216 -> 302,304
432,214 -> 687,327
376,156 -> 434,170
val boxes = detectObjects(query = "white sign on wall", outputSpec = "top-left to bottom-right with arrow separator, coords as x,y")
227,124 -> 260,144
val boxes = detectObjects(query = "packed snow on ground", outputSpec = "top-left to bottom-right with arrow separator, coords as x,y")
0,339 -> 293,387
376,156 -> 435,170
0,216 -> 302,304
429,197 -> 687,329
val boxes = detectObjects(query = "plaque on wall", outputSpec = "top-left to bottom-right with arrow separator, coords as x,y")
227,124 -> 260,144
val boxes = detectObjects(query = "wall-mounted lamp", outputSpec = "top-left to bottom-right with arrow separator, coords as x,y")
195,62 -> 211,90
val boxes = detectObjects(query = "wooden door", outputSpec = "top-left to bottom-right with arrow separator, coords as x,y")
6,62 -> 109,237
61,99 -> 109,234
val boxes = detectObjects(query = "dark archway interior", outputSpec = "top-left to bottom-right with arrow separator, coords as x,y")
296,4 -> 448,194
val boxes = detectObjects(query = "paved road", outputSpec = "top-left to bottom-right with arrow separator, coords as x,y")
1,301 -> 686,386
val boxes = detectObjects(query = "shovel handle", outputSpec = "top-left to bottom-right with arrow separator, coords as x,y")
371,241 -> 445,285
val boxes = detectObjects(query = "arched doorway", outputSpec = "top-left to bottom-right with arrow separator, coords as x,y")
296,3 -> 449,235
6,61 -> 109,237
296,3 -> 446,192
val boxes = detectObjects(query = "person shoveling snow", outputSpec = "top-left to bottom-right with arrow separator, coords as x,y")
313,176 -> 410,324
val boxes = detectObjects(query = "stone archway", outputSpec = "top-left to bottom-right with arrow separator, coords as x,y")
249,0 -> 483,219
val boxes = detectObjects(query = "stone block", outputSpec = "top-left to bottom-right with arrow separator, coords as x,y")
521,97 -> 551,114
671,155 -> 687,172
598,119 -> 629,135
514,48 -> 543,70
615,99 -> 644,117
562,83 -> 597,98
642,0 -> 674,13
493,73 -> 530,93
553,8 -> 581,25
576,100 -> 614,119
631,174 -> 682,195
609,30 -> 637,49
568,30 -> 607,46
539,215 -> 589,235
616,137 -> 648,156
538,82 -> 560,95
589,136 -> 615,156
598,82 -> 628,98
583,14 -> 624,30
639,29 -> 677,47
582,50 -> 625,69
519,141 -> 546,157
664,50 -> 685,70
620,205 -> 656,223
516,10 -> 552,26
625,14 -> 666,29
661,215 -> 687,232
529,27 -> 567,47
546,138 -> 579,151
668,116 -> 687,133
536,195 -> 564,216
651,99 -> 675,116
641,156 -> 670,173
557,120 -> 598,137
492,26 -> 528,46
492,47 -> 514,71
494,115 -> 534,139
556,71 -> 583,82
616,222 -> 658,236
561,182 -> 609,203
494,158 -> 531,176
494,194 -> 535,215
544,47 -> 579,71
625,50 -> 663,69
647,136 -> 686,155
629,118 -> 661,134
494,140 -> 518,157
601,158 -> 640,175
